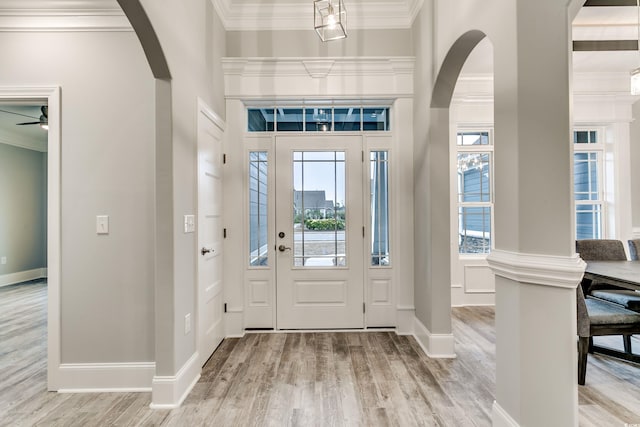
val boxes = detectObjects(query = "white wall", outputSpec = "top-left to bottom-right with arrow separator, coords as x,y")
0,143 -> 47,284
631,100 -> 640,236
0,30 -> 156,363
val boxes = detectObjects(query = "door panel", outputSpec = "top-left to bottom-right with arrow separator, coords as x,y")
276,136 -> 364,329
197,107 -> 224,366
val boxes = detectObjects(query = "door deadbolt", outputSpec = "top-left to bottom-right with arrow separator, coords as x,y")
278,231 -> 285,238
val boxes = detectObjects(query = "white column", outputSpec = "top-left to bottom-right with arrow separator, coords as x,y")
489,0 -> 585,425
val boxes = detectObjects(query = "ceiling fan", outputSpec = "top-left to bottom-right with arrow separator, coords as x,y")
16,106 -> 48,129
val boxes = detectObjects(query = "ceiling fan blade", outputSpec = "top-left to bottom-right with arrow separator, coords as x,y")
16,121 -> 40,125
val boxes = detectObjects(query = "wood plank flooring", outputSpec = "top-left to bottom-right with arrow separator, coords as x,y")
1,281 -> 639,426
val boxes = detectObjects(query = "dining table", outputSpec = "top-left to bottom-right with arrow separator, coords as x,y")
583,260 -> 640,364
584,260 -> 640,292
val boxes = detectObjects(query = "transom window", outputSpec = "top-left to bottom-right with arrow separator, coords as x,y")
247,106 -> 390,133
456,131 -> 493,254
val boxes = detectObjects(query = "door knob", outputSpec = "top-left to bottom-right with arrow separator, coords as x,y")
201,247 -> 214,256
278,245 -> 291,252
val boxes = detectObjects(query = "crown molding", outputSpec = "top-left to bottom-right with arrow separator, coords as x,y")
222,56 -> 415,99
212,0 -> 423,31
0,0 -> 131,32
223,56 -> 415,77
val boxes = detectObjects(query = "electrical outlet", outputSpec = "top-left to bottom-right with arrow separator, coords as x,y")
1,257 -> 6,265
184,313 -> 191,334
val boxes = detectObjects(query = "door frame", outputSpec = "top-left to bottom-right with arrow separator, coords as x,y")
0,86 -> 61,390
196,98 -> 225,366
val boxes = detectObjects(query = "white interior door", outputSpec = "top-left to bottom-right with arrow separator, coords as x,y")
275,136 -> 364,329
197,105 -> 224,366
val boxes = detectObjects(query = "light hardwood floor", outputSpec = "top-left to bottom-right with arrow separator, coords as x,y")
1,281 -> 639,426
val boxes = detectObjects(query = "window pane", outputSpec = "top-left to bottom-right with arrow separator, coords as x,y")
371,151 -> 390,266
293,151 -> 346,267
248,108 -> 274,132
573,152 -> 598,201
459,207 -> 491,254
457,153 -> 491,202
457,131 -> 489,146
576,204 -> 602,240
573,130 -> 597,144
334,107 -> 361,131
276,108 -> 304,131
249,152 -> 268,266
363,108 -> 390,131
305,108 -> 332,132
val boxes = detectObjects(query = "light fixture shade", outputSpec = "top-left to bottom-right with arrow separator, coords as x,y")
632,67 -> 640,95
314,0 -> 347,42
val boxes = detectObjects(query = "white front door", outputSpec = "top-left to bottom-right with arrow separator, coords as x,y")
275,136 -> 364,329
197,104 -> 224,367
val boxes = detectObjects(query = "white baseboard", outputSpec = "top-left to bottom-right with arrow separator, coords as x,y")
492,401 -> 520,427
0,268 -> 47,288
150,352 -> 200,409
413,316 -> 456,358
395,305 -> 415,335
57,362 -> 155,392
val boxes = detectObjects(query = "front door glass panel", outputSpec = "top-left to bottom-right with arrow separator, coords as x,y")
292,151 -> 346,267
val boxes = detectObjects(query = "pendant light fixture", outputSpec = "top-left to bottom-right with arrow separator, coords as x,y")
314,0 -> 347,42
631,0 -> 640,94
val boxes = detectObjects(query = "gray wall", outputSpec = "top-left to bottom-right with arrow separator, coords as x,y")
632,101 -> 640,230
0,31 -> 156,363
411,1 -> 442,332
0,143 -> 47,277
226,29 -> 412,57
140,0 -> 226,373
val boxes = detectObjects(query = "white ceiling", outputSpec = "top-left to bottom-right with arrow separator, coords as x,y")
0,105 -> 48,152
212,0 -> 423,30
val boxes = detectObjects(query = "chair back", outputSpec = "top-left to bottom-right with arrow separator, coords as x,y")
629,239 -> 640,261
576,239 -> 627,261
576,285 -> 590,337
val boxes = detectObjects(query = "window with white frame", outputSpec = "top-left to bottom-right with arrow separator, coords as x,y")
573,129 -> 604,240
456,131 -> 493,254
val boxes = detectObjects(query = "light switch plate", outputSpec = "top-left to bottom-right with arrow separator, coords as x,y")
96,215 -> 109,234
184,215 -> 195,233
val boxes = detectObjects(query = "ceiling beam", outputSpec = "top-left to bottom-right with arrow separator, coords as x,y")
573,39 -> 638,50
583,0 -> 637,7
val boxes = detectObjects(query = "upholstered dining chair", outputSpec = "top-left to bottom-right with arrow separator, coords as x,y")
629,239 -> 640,261
576,239 -> 639,353
575,239 -> 639,310
576,285 -> 640,385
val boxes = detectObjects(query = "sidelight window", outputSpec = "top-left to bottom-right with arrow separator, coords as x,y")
370,151 -> 390,266
249,152 -> 269,266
